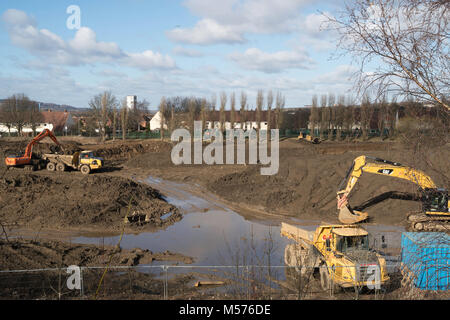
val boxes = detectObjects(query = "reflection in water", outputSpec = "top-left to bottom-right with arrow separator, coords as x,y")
73,176 -> 403,270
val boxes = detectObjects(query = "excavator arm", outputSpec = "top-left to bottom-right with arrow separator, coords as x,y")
337,155 -> 448,224
5,129 -> 62,167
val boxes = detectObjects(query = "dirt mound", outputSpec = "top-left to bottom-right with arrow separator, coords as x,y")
206,141 -> 449,224
0,172 -> 181,232
94,141 -> 173,160
0,239 -> 193,270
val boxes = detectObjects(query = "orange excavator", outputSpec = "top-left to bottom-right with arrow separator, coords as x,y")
5,129 -> 63,170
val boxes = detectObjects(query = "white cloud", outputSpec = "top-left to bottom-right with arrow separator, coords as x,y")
2,9 -> 176,70
173,46 -> 204,57
125,51 -> 176,70
167,0 -> 314,45
313,64 -> 357,85
166,19 -> 245,45
69,27 -> 123,58
229,48 -> 315,73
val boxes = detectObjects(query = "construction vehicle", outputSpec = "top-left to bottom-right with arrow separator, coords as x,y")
337,155 -> 449,231
297,132 -> 320,144
281,222 -> 389,291
5,129 -> 62,171
42,150 -> 103,175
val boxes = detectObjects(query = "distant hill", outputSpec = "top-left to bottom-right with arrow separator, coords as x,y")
0,99 -> 90,112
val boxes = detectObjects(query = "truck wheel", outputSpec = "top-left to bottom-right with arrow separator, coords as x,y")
80,165 -> 91,175
285,244 -> 309,276
47,162 -> 56,171
320,265 -> 331,291
56,163 -> 66,172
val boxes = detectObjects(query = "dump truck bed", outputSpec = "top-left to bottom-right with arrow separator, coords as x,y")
42,154 -> 77,168
281,222 -> 315,244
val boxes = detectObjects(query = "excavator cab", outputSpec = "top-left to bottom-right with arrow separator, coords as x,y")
79,151 -> 103,170
423,189 -> 448,214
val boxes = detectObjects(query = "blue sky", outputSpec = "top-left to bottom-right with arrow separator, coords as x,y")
0,0 -> 357,109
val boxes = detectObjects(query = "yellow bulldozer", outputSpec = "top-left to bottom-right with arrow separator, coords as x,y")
337,155 -> 449,231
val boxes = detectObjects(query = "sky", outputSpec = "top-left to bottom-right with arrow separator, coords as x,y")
0,0 -> 359,109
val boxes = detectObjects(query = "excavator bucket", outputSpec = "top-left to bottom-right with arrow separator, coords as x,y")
338,206 -> 369,224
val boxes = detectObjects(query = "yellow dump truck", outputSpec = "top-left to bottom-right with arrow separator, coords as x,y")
42,150 -> 103,174
281,222 -> 389,291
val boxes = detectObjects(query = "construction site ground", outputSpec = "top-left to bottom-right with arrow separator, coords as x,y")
0,136 -> 448,299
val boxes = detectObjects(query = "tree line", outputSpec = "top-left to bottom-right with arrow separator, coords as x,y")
157,90 -> 286,140
0,94 -> 43,136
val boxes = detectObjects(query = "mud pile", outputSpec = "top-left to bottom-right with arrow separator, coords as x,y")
94,141 -> 173,160
0,173 -> 181,232
0,239 -> 193,270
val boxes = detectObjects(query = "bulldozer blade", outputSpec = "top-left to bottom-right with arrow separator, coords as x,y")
338,206 -> 369,224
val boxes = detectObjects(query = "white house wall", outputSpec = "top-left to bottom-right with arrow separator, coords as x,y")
0,123 -> 53,133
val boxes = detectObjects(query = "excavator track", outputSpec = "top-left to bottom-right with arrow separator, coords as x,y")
407,211 -> 450,232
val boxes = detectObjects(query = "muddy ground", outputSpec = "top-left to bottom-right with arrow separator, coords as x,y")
0,172 -> 181,233
0,238 -> 193,270
2,137 -> 448,229
0,136 -> 448,299
125,138 -> 449,226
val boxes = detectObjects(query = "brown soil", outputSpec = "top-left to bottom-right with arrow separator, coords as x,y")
2,137 -> 448,228
0,238 -> 193,270
0,171 -> 181,233
124,139 -> 449,226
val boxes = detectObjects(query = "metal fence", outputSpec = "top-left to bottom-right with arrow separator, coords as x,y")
0,264 -> 448,300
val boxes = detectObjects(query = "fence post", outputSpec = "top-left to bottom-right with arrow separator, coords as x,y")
80,267 -> 84,298
246,266 -> 249,300
162,265 -> 168,300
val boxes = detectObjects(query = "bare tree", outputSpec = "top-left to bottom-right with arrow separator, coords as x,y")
336,95 -> 346,140
27,101 -> 43,136
256,90 -> 264,136
320,94 -> 328,139
200,98 -> 207,130
121,99 -> 129,140
230,92 -> 236,131
188,98 -> 197,136
240,91 -> 248,130
344,105 -> 354,139
327,0 -> 450,111
220,92 -> 227,131
360,94 -> 374,140
309,95 -> 319,136
112,107 -> 117,141
211,94 -> 217,112
275,91 -> 285,132
0,94 -> 42,136
377,95 -> 389,137
89,91 -> 117,141
267,90 -> 273,139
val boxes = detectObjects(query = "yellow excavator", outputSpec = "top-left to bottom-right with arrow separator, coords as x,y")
297,132 -> 320,144
337,155 -> 449,231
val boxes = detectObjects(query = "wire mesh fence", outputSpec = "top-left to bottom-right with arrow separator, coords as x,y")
0,263 -> 448,300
